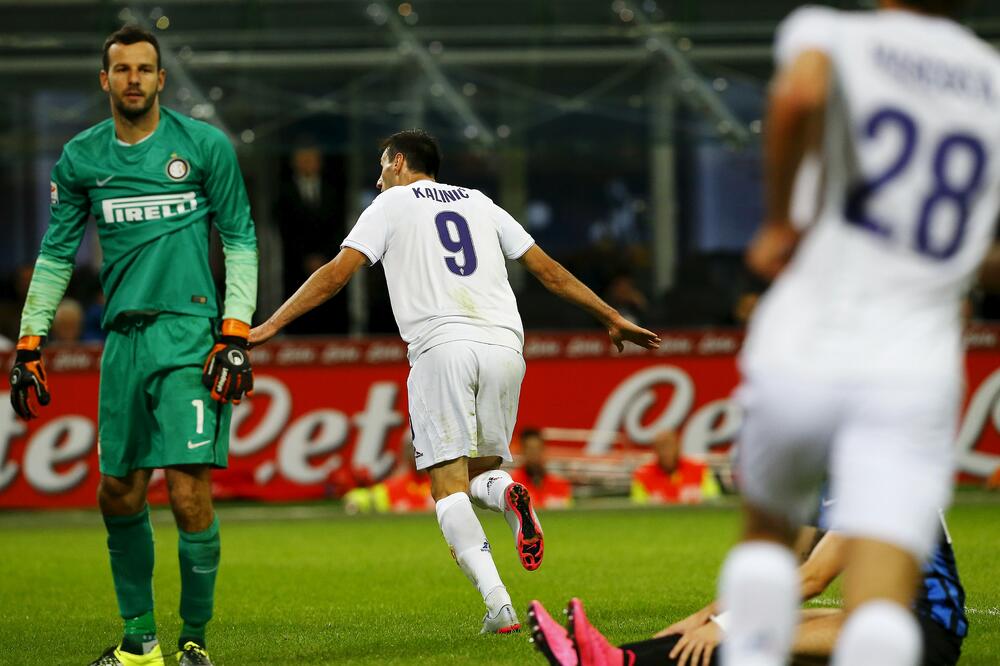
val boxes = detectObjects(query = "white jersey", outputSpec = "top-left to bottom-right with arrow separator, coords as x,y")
343,179 -> 534,363
743,7 -> 1000,383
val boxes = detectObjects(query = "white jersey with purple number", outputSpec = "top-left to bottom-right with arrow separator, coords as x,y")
743,7 -> 1000,382
343,180 -> 534,364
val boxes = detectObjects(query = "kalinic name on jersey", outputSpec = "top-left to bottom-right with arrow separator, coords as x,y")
412,185 -> 470,203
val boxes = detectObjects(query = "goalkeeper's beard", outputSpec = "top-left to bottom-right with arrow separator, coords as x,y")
112,88 -> 158,121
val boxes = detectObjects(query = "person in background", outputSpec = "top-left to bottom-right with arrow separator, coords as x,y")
82,292 -> 107,342
275,141 -> 347,335
345,438 -> 434,514
0,265 -> 35,343
510,429 -> 573,510
49,298 -> 85,344
14,264 -> 34,305
603,271 -> 648,325
631,430 -> 720,505
985,466 -> 1000,491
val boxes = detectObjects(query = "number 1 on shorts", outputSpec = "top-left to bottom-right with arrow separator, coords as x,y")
191,399 -> 204,435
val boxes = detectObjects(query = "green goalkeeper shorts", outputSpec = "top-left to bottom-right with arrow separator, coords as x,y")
98,313 -> 231,477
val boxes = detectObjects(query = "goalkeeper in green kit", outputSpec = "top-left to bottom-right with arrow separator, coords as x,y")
8,26 -> 257,666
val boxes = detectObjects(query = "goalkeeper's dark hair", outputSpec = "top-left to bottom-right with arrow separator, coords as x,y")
901,0 -> 969,17
381,130 -> 441,178
102,25 -> 161,71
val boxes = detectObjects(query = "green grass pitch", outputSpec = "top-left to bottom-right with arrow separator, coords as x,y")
1,497 -> 997,665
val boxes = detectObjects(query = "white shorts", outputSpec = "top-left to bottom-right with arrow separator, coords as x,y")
736,370 -> 959,559
407,341 -> 526,470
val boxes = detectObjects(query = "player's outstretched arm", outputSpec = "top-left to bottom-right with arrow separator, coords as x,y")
655,529 -> 845,640
763,50 -> 829,227
748,49 -> 829,281
796,531 -> 847,601
518,245 -> 660,352
250,247 -> 368,346
978,242 -> 1000,292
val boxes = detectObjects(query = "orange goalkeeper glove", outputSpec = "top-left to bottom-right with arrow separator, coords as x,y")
202,319 -> 254,404
9,335 -> 50,420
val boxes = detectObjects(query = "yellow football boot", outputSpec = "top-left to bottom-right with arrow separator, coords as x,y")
176,641 -> 214,666
87,643 -> 164,665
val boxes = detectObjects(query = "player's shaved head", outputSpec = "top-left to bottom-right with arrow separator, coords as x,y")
102,25 -> 161,71
381,130 -> 441,179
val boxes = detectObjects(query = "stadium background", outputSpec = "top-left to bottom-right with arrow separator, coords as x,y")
0,1 -> 999,664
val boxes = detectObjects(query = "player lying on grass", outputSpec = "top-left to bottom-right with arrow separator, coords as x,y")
250,129 -> 660,634
529,513 -> 966,666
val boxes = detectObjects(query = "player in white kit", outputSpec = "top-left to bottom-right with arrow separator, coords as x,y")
250,130 -> 660,633
719,2 -> 1000,666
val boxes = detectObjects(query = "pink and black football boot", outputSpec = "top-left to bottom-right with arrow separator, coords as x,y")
567,598 -> 636,666
505,482 -> 544,571
527,600 -> 578,666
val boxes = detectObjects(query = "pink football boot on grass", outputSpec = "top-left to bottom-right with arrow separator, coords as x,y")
528,600 -> 578,666
567,598 -> 635,666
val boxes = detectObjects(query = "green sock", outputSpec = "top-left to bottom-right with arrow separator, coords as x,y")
121,611 -> 158,655
104,506 -> 156,654
178,514 -> 220,648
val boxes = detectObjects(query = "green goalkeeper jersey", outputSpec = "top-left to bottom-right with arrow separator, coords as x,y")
20,106 -> 257,335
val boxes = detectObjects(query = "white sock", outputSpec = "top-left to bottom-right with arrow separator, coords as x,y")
469,469 -> 524,539
833,600 -> 921,666
435,492 -> 506,606
719,541 -> 799,666
485,585 -> 513,614
469,469 -> 514,512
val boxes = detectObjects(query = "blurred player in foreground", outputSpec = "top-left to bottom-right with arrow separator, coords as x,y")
7,26 -> 257,666
528,512 -> 966,666
721,1 -> 1000,664
250,130 -> 660,633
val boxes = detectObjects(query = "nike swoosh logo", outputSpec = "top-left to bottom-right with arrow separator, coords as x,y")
96,175 -> 114,186
192,565 -> 218,574
187,439 -> 211,449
